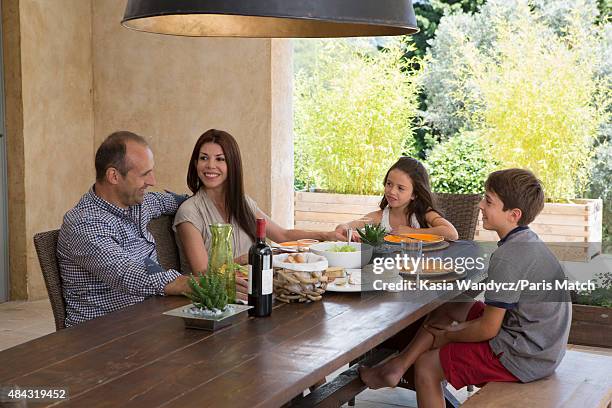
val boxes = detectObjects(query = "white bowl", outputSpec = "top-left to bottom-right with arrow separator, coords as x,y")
273,252 -> 328,272
309,242 -> 373,269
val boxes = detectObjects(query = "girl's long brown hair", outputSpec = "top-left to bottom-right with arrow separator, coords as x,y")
187,129 -> 256,241
379,157 -> 442,228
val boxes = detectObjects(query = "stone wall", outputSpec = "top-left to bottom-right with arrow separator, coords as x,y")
2,0 -> 292,300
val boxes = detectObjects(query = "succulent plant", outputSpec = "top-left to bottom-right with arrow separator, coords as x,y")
357,223 -> 387,247
185,272 -> 229,311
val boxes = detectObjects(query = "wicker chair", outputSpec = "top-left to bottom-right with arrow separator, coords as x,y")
33,230 -> 66,331
147,215 -> 180,271
32,215 -> 180,332
434,193 -> 482,240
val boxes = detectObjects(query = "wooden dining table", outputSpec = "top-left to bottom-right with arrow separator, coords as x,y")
0,242 -> 487,408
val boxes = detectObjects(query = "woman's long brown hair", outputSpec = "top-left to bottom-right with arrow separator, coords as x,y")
187,129 -> 256,241
379,157 -> 442,228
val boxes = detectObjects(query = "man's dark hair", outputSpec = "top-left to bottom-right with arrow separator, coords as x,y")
95,131 -> 149,182
485,168 -> 545,226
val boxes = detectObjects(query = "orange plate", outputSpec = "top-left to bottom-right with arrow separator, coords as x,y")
384,233 -> 444,244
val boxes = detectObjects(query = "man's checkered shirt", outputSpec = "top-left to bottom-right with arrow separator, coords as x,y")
57,188 -> 183,327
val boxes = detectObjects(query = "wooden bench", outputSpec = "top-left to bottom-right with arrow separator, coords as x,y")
462,350 -> 612,408
295,349 -> 612,408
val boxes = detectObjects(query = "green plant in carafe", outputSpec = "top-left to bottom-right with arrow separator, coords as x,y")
208,223 -> 236,304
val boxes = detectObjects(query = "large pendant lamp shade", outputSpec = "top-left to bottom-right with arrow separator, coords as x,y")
121,0 -> 419,38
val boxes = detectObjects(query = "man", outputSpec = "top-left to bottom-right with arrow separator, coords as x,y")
57,131 -> 245,327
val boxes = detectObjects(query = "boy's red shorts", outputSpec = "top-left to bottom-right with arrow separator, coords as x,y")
439,301 -> 520,389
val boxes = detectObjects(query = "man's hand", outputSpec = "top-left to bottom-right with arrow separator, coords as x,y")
236,275 -> 249,302
164,275 -> 191,296
424,323 -> 451,349
333,224 -> 360,242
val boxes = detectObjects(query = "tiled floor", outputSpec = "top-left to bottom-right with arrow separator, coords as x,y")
1,299 -> 610,408
0,299 -> 55,351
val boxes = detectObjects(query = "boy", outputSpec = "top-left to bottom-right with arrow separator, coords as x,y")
360,168 -> 571,408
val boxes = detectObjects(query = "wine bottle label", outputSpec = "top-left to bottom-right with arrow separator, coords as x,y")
264,254 -> 271,270
247,263 -> 272,295
248,265 -> 253,295
262,268 -> 273,295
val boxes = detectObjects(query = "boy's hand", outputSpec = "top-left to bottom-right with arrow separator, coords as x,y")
424,324 -> 451,349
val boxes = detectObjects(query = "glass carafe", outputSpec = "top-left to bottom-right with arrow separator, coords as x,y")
208,223 -> 236,304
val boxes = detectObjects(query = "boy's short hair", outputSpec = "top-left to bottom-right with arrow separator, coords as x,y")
485,169 -> 545,226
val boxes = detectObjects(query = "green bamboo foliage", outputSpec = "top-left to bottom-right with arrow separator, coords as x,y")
453,1 -> 609,200
294,39 -> 422,195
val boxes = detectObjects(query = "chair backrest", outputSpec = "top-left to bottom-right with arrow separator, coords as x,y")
33,230 -> 66,331
434,193 -> 482,240
147,215 -> 180,271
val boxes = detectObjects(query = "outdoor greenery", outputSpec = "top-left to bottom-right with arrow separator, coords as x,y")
588,143 -> 612,245
293,0 -> 610,240
421,0 -> 609,201
425,131 -> 500,194
294,39 -> 421,194
573,272 -> 612,308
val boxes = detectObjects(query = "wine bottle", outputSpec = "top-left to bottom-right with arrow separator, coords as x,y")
248,218 -> 273,317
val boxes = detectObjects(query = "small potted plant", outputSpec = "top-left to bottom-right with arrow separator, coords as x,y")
185,273 -> 230,315
357,223 -> 389,259
163,270 -> 251,331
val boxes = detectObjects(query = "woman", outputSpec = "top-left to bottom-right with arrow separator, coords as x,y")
174,129 -> 338,277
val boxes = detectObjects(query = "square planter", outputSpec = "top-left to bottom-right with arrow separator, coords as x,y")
568,304 -> 612,348
475,199 -> 602,262
294,192 -> 603,262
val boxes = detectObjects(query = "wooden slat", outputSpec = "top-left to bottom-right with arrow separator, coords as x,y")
295,201 -> 378,215
462,350 -> 612,408
295,211 -> 360,223
295,221 -> 339,232
295,191 -> 380,206
526,224 -> 589,237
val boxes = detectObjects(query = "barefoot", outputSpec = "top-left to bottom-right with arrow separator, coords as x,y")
358,357 -> 407,390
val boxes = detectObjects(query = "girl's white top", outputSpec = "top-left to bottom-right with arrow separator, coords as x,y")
380,206 -> 421,233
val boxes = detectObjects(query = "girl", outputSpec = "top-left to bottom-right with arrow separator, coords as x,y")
173,129 -> 338,278
335,157 -> 458,241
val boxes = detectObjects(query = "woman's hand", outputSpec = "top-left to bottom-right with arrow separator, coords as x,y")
235,275 -> 249,302
234,253 -> 248,265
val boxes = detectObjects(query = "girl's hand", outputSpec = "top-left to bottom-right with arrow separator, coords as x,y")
392,225 -> 418,235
